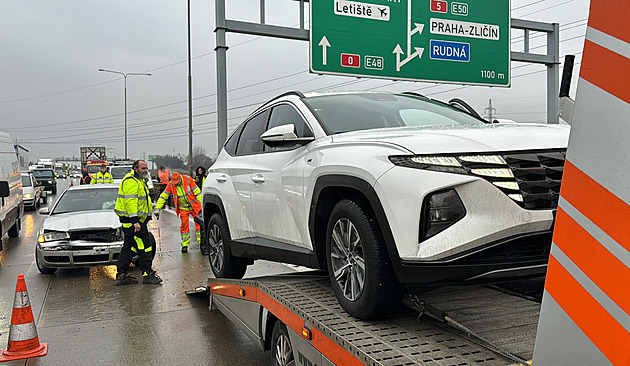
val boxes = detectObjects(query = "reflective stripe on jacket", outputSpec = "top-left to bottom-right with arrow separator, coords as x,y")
114,172 -> 152,224
155,174 -> 201,215
158,169 -> 170,184
90,171 -> 114,184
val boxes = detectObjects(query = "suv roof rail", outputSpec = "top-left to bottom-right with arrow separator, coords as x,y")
251,91 -> 305,115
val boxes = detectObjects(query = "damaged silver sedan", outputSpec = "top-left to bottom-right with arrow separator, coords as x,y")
36,184 -> 123,274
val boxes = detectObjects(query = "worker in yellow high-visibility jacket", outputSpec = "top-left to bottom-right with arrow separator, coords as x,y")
114,160 -> 162,286
90,164 -> 114,184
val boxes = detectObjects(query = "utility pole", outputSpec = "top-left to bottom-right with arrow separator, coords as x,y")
187,0 -> 194,176
484,99 -> 496,123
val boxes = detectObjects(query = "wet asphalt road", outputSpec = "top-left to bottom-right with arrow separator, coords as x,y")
0,178 -> 301,365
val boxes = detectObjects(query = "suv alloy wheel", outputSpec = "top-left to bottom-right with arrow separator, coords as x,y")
326,199 -> 403,319
207,213 -> 247,279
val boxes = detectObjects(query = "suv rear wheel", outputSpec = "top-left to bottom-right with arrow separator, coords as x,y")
207,213 -> 247,279
326,198 -> 403,319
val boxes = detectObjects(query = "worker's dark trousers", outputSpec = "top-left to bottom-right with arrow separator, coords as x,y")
117,221 -> 154,276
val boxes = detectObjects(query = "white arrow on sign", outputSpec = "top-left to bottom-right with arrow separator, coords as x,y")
318,36 -> 331,65
393,3 -> 425,72
393,46 -> 424,71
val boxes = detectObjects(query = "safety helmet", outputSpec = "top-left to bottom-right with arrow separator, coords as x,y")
171,172 -> 181,184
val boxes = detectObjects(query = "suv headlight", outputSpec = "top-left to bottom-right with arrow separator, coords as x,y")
24,193 -> 33,199
38,231 -> 70,243
420,189 -> 466,241
390,154 -> 524,204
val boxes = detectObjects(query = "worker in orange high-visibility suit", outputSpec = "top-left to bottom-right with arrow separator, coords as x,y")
157,166 -> 172,208
154,172 -> 205,254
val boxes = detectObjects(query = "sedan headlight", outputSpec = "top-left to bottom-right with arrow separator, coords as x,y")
38,231 -> 70,243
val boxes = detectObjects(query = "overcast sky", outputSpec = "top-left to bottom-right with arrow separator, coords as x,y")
0,0 -> 590,162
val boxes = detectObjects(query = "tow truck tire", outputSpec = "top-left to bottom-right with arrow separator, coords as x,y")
326,198 -> 403,320
8,217 -> 20,238
36,248 -> 57,274
207,213 -> 247,279
271,321 -> 294,366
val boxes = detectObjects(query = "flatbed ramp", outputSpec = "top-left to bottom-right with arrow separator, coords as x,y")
209,272 -> 542,366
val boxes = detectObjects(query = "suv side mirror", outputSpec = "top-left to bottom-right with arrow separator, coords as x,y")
0,181 -> 9,198
261,124 -> 314,147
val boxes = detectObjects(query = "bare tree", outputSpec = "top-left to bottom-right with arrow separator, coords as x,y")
190,146 -> 215,170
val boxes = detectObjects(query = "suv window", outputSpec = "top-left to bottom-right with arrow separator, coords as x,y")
224,123 -> 245,156
21,175 -> 32,187
110,166 -> 131,179
32,170 -> 54,179
235,110 -> 268,156
265,104 -> 313,152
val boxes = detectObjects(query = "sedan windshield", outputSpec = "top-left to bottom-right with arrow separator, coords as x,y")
32,170 -> 54,179
304,93 -> 485,134
53,188 -> 118,214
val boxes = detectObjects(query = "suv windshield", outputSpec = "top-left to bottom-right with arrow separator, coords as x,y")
32,170 -> 54,179
304,93 -> 485,134
110,166 -> 131,179
53,188 -> 118,214
21,175 -> 32,187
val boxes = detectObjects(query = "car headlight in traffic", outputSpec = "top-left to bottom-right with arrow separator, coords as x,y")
24,193 -> 33,199
38,231 -> 70,243
420,189 -> 466,241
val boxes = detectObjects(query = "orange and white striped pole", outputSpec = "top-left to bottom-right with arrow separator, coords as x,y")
0,275 -> 48,362
532,0 -> 630,364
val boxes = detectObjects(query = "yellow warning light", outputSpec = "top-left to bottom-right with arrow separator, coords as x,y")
301,327 -> 312,340
239,288 -> 245,297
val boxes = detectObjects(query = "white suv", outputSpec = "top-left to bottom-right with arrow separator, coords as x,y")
201,91 -> 569,319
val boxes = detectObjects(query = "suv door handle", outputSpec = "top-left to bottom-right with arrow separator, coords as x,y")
251,174 -> 266,184
215,175 -> 228,183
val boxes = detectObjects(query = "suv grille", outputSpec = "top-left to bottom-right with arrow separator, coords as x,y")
462,149 -> 566,210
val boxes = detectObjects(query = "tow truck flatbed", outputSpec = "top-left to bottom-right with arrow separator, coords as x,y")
208,272 -> 543,365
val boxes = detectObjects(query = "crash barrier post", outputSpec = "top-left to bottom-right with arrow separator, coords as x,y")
0,275 -> 48,362
532,0 -> 630,364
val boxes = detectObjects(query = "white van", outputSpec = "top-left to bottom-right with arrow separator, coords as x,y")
0,132 -> 23,250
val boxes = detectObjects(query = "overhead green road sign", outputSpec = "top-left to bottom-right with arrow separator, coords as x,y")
310,0 -> 511,86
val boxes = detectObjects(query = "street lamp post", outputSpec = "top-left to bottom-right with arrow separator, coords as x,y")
98,68 -> 151,160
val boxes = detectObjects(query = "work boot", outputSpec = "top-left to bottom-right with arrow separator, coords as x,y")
143,271 -> 163,285
181,246 -> 188,253
200,243 -> 208,256
115,273 -> 138,286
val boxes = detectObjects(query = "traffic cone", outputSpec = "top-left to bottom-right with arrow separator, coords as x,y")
0,275 -> 48,362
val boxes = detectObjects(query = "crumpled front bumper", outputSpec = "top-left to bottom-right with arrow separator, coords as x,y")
36,240 -> 124,268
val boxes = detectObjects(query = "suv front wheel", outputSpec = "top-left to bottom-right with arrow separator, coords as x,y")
326,198 -> 403,319
207,213 -> 247,279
